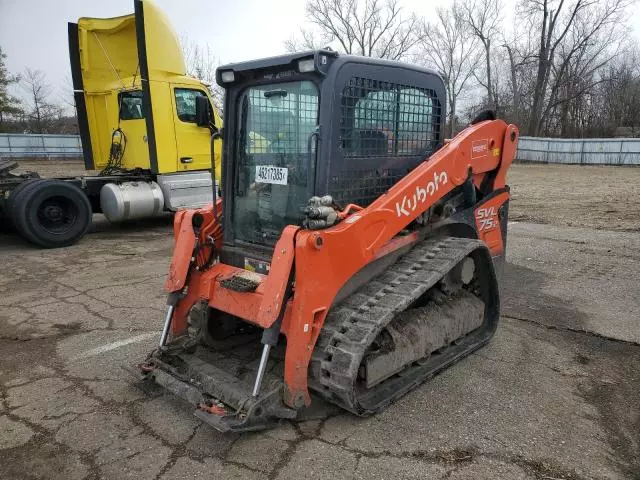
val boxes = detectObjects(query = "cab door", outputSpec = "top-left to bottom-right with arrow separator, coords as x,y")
171,86 -> 221,179
117,90 -> 150,170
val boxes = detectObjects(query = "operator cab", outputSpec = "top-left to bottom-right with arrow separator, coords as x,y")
215,50 -> 446,270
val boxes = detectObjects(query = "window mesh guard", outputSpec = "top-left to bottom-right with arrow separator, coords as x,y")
246,87 -> 317,157
331,76 -> 442,207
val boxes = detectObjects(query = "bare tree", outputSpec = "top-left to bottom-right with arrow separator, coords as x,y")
520,0 -> 632,135
549,23 -> 620,135
287,0 -> 419,60
598,51 -> 640,136
53,75 -> 79,134
418,2 -> 481,136
501,41 -> 537,127
181,35 -> 224,113
20,68 -> 62,134
550,49 -> 640,138
60,75 -> 78,116
285,29 -> 334,52
462,0 -> 503,110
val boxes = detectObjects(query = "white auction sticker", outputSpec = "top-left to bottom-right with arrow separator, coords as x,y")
255,165 -> 288,185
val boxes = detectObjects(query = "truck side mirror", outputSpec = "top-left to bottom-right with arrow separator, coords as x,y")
195,96 -> 210,127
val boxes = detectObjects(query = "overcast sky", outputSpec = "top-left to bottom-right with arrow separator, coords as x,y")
1,0 -> 639,109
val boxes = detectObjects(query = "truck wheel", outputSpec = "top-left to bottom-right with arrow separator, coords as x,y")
3,178 -> 41,230
12,180 -> 92,248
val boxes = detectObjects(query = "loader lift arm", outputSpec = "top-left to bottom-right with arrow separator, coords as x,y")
159,118 -> 517,411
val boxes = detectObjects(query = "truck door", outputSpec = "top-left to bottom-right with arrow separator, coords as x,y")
117,90 -> 150,168
172,87 -> 222,179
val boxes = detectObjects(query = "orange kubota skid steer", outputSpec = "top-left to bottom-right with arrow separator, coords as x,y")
137,50 -> 518,432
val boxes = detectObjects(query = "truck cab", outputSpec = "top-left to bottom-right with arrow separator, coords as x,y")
0,0 -> 223,249
69,0 -> 221,210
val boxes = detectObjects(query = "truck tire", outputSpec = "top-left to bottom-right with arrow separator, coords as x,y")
3,178 -> 41,230
12,180 -> 92,248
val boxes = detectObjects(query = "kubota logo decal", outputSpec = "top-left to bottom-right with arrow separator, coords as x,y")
476,206 -> 499,231
396,171 -> 448,217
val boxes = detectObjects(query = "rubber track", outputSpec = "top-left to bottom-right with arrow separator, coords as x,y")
308,236 -> 489,415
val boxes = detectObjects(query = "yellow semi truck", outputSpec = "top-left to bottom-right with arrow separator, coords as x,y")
0,0 -> 221,248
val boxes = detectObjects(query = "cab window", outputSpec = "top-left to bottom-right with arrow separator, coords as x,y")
175,88 -> 208,123
341,77 -> 438,157
119,91 -> 144,120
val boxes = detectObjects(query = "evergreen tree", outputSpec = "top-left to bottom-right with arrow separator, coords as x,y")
0,46 -> 23,129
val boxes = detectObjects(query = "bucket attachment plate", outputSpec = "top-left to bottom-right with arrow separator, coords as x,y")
141,345 -> 296,432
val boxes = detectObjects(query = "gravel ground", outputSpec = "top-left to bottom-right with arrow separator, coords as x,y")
507,163 -> 640,231
1,160 -> 638,479
11,158 -> 96,178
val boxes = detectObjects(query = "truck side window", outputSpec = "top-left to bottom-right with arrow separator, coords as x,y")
119,91 -> 144,120
175,88 -> 209,123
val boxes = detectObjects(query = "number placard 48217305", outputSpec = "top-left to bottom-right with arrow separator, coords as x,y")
255,165 -> 288,185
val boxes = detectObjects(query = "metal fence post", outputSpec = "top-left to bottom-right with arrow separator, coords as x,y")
41,134 -> 47,160
546,139 -> 550,163
618,140 -> 624,166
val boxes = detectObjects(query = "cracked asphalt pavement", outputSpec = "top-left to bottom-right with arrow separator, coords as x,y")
1,164 -> 639,479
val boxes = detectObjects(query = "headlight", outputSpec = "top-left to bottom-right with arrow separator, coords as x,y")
297,58 -> 315,73
220,71 -> 235,83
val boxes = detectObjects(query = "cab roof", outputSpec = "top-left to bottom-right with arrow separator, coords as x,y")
215,50 -> 442,86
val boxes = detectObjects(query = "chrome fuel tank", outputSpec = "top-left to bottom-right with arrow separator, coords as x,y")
100,181 -> 164,222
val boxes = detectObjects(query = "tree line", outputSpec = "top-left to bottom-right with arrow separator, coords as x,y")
2,0 -> 638,138
0,47 -> 77,135
286,0 -> 640,138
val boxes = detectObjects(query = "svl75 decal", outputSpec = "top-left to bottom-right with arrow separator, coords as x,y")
475,206 -> 499,231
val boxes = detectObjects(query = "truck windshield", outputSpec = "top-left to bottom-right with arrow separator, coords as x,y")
233,80 -> 318,246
